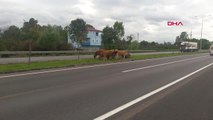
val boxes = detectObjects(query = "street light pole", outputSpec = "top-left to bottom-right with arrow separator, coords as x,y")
200,16 -> 203,50
137,32 -> 139,41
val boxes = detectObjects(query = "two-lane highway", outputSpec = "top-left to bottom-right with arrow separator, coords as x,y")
0,51 -> 177,64
0,53 -> 212,120
131,61 -> 213,120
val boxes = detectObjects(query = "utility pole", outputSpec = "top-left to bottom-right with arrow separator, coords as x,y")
190,29 -> 192,40
200,16 -> 203,50
194,15 -> 211,51
137,32 -> 139,41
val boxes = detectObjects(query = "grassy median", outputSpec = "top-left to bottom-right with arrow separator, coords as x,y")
0,52 -> 202,73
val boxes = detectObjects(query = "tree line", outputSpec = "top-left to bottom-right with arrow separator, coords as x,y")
175,32 -> 211,49
0,18 -> 69,51
100,21 -> 178,50
1,18 -> 210,51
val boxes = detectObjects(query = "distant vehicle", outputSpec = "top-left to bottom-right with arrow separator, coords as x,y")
180,41 -> 198,52
209,44 -> 213,56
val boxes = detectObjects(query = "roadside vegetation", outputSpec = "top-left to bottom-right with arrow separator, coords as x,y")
1,18 -> 211,52
0,18 -> 178,51
0,52 -> 202,73
0,18 -> 211,73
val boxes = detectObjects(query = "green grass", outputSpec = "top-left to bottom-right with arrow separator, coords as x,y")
131,52 -> 196,60
0,52 -> 202,73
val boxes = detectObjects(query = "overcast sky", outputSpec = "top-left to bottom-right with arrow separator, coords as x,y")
1,0 -> 213,43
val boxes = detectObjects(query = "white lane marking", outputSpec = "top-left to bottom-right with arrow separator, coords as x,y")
0,86 -> 52,100
122,56 -> 207,73
94,63 -> 213,120
0,63 -> 122,79
0,55 -> 206,79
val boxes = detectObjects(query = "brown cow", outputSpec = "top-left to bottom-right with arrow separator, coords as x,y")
94,49 -> 104,59
94,49 -> 117,59
116,50 -> 130,59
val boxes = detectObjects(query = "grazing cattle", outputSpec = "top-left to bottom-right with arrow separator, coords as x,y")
94,49 -> 104,59
94,49 -> 117,59
116,50 -> 130,59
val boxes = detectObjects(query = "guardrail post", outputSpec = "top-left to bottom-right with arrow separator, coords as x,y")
28,40 -> 32,64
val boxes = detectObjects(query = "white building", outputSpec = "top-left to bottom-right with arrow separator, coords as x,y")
68,25 -> 102,50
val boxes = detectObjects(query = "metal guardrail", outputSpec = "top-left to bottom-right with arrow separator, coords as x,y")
0,50 -> 208,55
0,51 -> 95,55
0,50 -> 158,55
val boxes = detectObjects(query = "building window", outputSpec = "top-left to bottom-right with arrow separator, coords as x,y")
86,38 -> 90,42
96,32 -> 99,36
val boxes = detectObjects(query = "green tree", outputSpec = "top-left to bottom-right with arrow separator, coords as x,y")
118,35 -> 134,50
113,21 -> 125,49
0,30 -> 6,51
184,38 -> 210,50
138,40 -> 177,50
175,32 -> 189,47
2,25 -> 21,40
127,36 -> 133,50
126,35 -> 133,43
38,25 -> 69,51
2,25 -> 22,50
21,18 -> 40,64
22,18 -> 40,40
69,18 -> 87,48
140,40 -> 149,49
179,32 -> 188,41
101,26 -> 116,49
130,40 -> 140,50
102,21 -> 125,50
200,39 -> 211,49
22,18 -> 40,50
38,25 -> 61,50
68,18 -> 87,59
113,21 -> 124,39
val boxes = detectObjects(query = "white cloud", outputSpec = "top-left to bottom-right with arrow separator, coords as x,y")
0,0 -> 213,42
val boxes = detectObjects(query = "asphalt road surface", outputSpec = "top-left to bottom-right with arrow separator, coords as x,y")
0,53 -> 212,120
0,51 -> 177,64
130,65 -> 213,120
